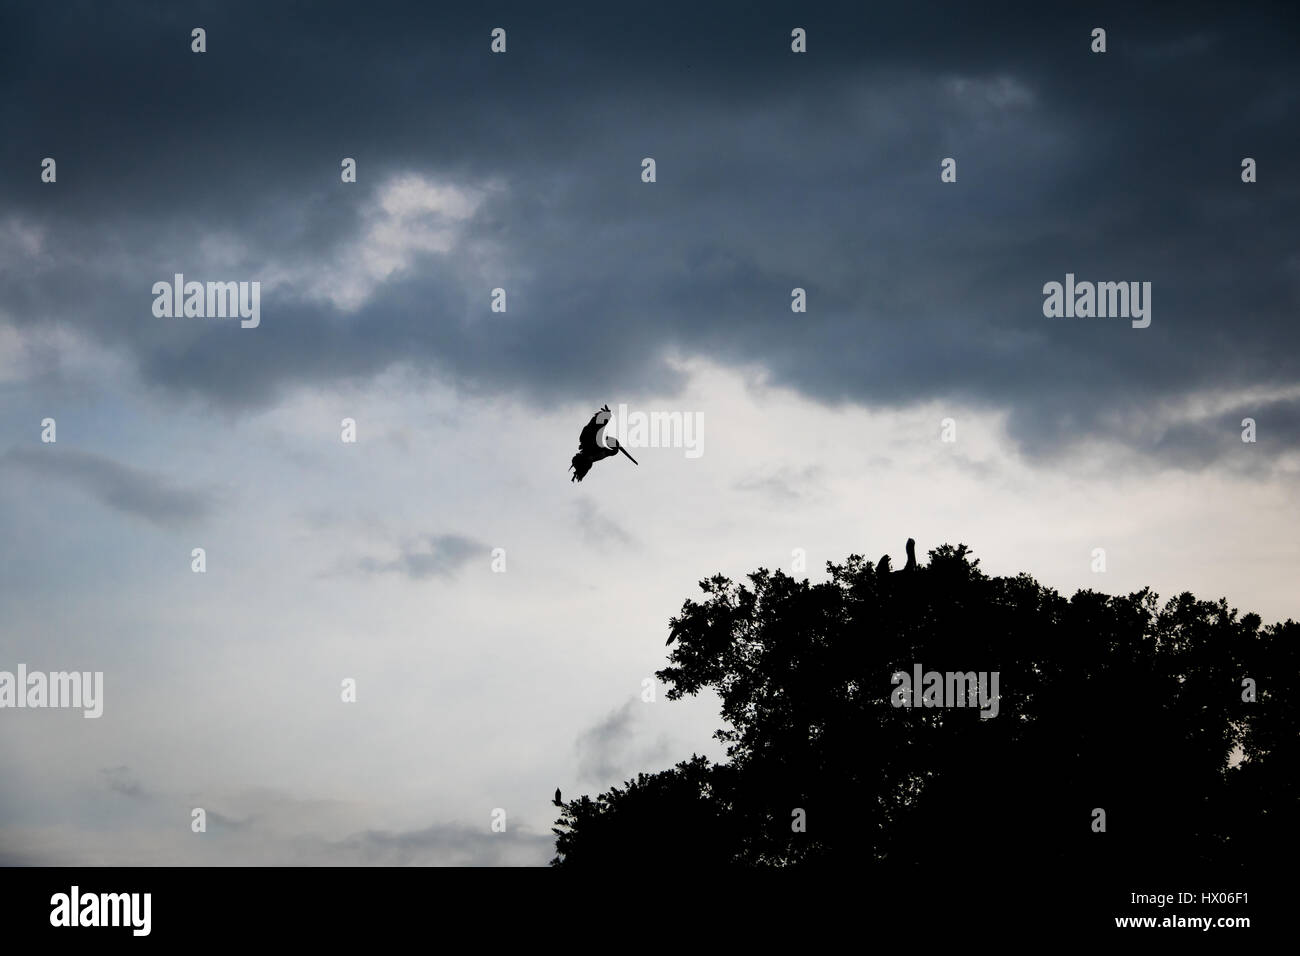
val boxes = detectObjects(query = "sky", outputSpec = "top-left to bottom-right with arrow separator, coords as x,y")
1,1 -> 1298,865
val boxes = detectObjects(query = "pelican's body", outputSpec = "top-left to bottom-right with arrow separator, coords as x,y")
570,404 -> 638,481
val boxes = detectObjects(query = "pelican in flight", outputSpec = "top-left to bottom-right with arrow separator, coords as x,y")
570,404 -> 639,482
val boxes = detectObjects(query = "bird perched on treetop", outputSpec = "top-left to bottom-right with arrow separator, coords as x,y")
570,404 -> 639,482
877,538 -> 917,577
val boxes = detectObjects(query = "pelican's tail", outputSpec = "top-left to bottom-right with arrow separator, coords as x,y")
570,453 -> 592,482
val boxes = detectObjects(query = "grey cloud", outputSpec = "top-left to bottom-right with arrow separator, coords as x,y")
316,822 -> 553,867
573,502 -> 635,549
0,817 -> 551,867
1145,397 -> 1300,472
0,777 -> 553,865
0,446 -> 217,527
734,465 -> 824,501
576,701 -> 638,783
100,766 -> 145,800
575,700 -> 670,786
358,532 -> 485,580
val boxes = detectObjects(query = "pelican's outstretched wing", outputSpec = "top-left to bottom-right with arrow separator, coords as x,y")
577,406 -> 611,456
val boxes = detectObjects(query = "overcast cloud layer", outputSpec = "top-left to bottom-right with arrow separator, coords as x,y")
1,1 -> 1298,865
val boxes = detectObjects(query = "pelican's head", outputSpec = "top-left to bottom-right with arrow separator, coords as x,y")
596,405 -> 616,447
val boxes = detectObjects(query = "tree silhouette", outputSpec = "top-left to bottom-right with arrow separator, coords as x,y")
551,544 -> 1296,871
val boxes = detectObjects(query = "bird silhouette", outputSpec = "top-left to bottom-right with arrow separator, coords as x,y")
552,788 -> 563,807
666,625 -> 681,646
570,405 -> 639,482
877,538 -> 917,577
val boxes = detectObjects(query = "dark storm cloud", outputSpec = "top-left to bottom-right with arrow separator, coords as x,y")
1146,395 -> 1300,472
3,1 -> 1298,466
0,446 -> 217,527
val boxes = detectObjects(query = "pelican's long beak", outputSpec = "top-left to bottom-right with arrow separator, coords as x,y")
618,445 -> 639,465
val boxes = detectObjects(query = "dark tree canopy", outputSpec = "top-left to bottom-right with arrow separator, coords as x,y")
551,544 -> 1297,871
